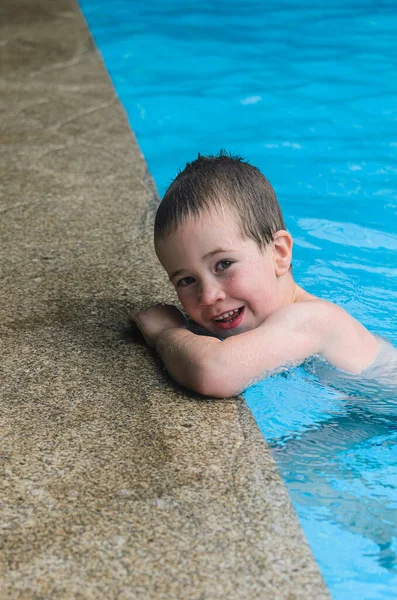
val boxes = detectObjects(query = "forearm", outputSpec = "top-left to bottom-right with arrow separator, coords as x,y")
155,327 -> 222,395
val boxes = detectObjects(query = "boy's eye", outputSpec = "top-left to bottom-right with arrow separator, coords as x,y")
177,276 -> 195,287
216,260 -> 233,272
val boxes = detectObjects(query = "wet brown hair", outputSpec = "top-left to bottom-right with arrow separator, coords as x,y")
154,151 -> 286,248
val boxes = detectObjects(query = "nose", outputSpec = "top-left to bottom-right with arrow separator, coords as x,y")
198,279 -> 226,306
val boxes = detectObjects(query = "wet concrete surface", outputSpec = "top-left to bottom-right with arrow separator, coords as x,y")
0,1 -> 330,598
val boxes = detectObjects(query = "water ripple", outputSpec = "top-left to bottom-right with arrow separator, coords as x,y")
299,218 -> 397,250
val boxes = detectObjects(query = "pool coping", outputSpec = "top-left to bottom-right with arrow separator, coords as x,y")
0,0 -> 330,597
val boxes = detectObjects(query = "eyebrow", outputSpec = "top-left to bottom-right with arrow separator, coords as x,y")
169,248 -> 230,280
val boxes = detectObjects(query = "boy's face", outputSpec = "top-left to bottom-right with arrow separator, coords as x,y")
156,207 -> 291,338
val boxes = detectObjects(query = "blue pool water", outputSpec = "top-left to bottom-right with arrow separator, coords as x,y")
79,1 -> 397,597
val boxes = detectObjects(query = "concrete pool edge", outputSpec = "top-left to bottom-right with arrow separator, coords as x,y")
0,0 -> 330,597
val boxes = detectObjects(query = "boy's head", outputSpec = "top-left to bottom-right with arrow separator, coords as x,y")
154,151 -> 286,250
154,152 -> 294,338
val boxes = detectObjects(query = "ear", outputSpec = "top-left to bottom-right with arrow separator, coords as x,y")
272,230 -> 293,276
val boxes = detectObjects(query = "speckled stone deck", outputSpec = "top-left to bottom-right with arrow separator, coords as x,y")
0,1 -> 330,598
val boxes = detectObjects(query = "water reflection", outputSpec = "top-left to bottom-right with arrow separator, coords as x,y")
270,371 -> 397,572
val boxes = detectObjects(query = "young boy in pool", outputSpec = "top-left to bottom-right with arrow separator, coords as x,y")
131,152 -> 381,398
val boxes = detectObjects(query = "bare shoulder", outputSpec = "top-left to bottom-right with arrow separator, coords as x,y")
264,290 -> 378,374
265,294 -> 338,333
287,292 -> 378,374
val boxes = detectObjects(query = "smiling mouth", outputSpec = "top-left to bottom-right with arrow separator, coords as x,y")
213,307 -> 244,324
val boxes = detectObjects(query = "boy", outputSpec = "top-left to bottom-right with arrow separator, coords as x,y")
131,152 -> 382,398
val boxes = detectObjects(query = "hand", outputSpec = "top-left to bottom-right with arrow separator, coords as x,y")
129,304 -> 187,348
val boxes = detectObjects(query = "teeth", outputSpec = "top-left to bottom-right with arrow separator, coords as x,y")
214,308 -> 240,321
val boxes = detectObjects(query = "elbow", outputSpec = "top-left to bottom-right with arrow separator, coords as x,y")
170,338 -> 243,398
189,363 -> 242,398
196,383 -> 240,399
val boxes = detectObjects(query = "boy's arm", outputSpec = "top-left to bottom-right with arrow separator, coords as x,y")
130,304 -> 225,393
131,303 -> 327,397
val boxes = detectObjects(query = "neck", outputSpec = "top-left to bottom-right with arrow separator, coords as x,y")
290,282 -> 298,303
278,273 -> 298,307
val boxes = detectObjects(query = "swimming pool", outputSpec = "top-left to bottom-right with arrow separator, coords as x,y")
78,1 -> 397,597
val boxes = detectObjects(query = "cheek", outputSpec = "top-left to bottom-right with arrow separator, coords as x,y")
225,271 -> 246,290
226,271 -> 260,297
176,290 -> 195,314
